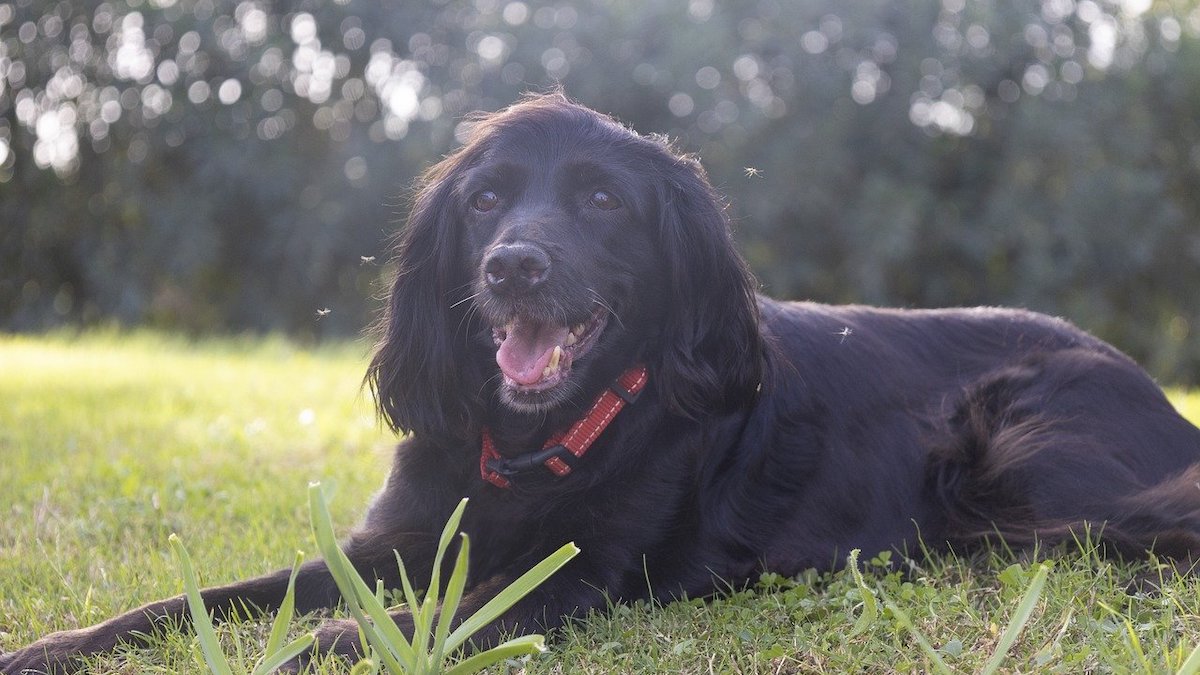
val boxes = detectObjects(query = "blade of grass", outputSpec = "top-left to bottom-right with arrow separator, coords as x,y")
844,549 -> 878,638
309,482 -> 413,672
431,533 -> 471,666
427,498 -> 469,610
168,533 -> 234,675
444,542 -> 579,653
312,498 -> 411,672
262,551 -> 305,658
1097,600 -> 1154,675
1178,640 -> 1200,675
349,659 -> 380,675
1121,616 -> 1152,674
393,552 -> 428,672
318,544 -> 407,674
412,498 -> 468,670
443,635 -> 547,675
374,578 -> 387,608
252,635 -> 317,675
980,561 -> 1050,675
884,598 -> 953,675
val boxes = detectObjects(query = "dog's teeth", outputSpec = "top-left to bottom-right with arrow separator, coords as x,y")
549,345 -> 562,370
542,366 -> 553,378
572,323 -> 585,335
565,332 -> 578,347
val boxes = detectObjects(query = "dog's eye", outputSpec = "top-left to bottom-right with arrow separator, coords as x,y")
588,190 -> 621,211
472,190 -> 499,212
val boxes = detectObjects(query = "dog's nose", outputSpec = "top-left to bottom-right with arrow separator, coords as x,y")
483,243 -> 551,295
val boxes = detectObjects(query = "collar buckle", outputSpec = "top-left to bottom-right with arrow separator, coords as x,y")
485,443 -> 577,478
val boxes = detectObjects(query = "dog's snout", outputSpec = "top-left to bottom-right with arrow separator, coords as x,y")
484,243 -> 551,295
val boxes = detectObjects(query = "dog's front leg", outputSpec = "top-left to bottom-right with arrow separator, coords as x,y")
275,613 -> 414,673
0,532 -> 438,675
0,564 -> 310,675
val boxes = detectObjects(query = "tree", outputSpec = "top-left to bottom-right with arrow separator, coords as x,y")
2,0 -> 1198,380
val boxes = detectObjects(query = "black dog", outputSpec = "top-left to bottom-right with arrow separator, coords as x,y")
5,92 -> 1200,673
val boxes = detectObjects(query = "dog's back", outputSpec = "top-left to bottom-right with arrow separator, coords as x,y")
743,298 -> 1200,569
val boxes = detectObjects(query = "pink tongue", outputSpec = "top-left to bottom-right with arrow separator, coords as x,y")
496,319 -> 570,385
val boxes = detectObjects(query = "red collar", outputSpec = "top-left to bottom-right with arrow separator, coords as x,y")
480,365 -> 649,488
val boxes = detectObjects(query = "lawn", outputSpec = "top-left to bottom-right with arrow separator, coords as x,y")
1,332 -> 1199,674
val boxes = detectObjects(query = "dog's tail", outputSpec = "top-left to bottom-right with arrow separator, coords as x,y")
927,356 -> 1200,565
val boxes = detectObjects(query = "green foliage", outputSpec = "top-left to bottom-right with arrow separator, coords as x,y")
531,546 -> 1200,674
983,560 -> 1051,675
170,536 -> 314,675
3,333 -> 1200,673
307,485 -> 580,673
3,1 -> 1200,382
0,331 -> 383,673
843,547 -> 1050,675
167,483 -> 580,675
1181,640 -> 1200,675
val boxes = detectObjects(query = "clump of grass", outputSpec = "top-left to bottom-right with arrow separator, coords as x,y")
172,484 -> 580,675
170,536 -> 313,674
308,484 -> 579,674
845,547 -> 1050,675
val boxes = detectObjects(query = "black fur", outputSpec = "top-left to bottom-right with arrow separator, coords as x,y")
5,92 -> 1200,674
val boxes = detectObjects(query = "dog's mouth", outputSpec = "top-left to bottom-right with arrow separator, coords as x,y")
492,307 -> 608,393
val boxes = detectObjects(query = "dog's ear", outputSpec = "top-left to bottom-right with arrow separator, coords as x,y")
652,151 -> 763,417
367,157 -> 482,440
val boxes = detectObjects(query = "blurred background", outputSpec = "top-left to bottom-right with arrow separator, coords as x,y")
2,0 -> 1199,382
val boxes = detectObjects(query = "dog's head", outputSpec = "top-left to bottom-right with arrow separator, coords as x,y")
369,92 -> 762,439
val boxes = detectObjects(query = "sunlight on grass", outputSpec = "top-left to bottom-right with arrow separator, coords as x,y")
1169,389 -> 1200,426
2,332 -> 1199,674
0,331 -> 390,646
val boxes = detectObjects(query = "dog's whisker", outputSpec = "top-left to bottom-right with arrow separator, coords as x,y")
446,279 -> 476,294
450,290 -> 483,311
477,371 -> 505,401
588,289 -> 625,330
454,303 -> 481,343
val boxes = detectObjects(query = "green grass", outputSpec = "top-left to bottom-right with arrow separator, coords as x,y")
1,331 -> 1199,673
0,331 -> 385,672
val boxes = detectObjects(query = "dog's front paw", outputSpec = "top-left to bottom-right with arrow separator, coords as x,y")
275,619 -> 365,674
